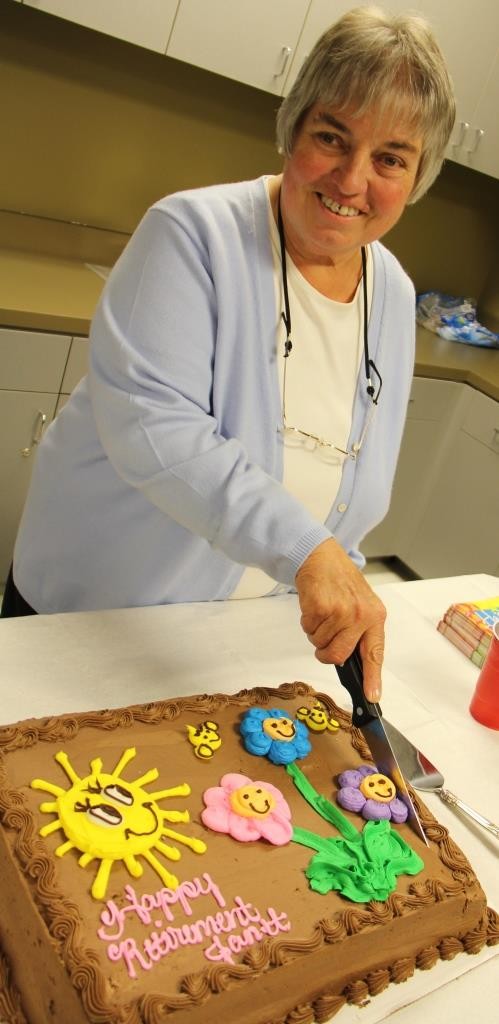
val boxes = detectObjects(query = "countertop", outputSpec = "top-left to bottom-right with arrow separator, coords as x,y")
0,247 -> 104,336
0,241 -> 497,400
0,573 -> 498,1024
414,322 -> 499,401
0,208 -> 124,335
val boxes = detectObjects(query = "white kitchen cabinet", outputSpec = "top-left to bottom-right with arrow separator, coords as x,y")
1,327 -> 70,394
462,49 -> 499,179
0,329 -> 87,585
166,0 -> 310,94
361,378 -> 465,559
283,0 -> 499,180
362,380 -> 499,578
413,0 -> 497,174
400,388 -> 499,578
60,336 -> 88,394
55,336 -> 89,414
23,0 -> 310,92
23,0 -> 179,54
283,0 -> 368,94
0,389 -> 59,585
19,1 -> 499,176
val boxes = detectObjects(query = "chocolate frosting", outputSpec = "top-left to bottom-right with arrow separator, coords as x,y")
1,683 -> 497,1024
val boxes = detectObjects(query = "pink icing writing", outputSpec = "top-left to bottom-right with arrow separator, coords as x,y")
106,901 -> 293,978
204,907 -> 290,963
98,872 -> 225,941
98,876 -> 290,978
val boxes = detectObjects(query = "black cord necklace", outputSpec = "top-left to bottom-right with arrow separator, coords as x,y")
277,189 -> 381,404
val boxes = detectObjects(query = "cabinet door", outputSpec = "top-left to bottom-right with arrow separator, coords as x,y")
23,0 -> 179,54
401,430 -> 499,578
412,0 -> 497,159
463,50 -> 499,179
361,378 -> 465,560
0,390 -> 59,584
0,328 -> 70,393
0,328 -> 72,585
60,337 -> 88,395
55,336 -> 89,414
283,0 -> 368,94
167,0 -> 309,94
401,390 -> 499,578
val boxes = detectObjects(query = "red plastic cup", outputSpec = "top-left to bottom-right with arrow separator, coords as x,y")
469,621 -> 499,729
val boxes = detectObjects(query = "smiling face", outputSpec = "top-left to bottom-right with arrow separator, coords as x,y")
229,783 -> 277,819
32,748 -> 206,900
359,772 -> 396,803
280,101 -> 422,268
262,716 -> 296,742
57,769 -> 164,858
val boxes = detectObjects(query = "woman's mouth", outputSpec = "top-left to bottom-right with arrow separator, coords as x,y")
319,193 -> 361,218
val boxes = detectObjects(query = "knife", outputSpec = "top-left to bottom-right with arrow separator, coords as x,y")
335,647 -> 428,846
381,718 -> 499,840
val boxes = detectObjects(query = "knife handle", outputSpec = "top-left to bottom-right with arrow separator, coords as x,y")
335,646 -> 382,728
438,789 -> 499,839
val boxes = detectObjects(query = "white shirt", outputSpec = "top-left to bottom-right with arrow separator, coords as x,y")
231,186 -> 373,599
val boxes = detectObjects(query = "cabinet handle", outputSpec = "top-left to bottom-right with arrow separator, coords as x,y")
452,120 -> 469,148
273,46 -> 292,78
20,411 -> 47,458
466,127 -> 485,154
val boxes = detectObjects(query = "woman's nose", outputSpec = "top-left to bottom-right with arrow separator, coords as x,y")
332,150 -> 369,195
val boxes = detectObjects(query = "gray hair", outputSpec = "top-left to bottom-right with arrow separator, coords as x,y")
276,6 -> 456,204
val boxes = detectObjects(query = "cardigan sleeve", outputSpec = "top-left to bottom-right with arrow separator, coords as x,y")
88,201 -> 331,585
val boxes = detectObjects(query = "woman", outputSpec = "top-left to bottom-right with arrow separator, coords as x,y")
4,7 -> 455,701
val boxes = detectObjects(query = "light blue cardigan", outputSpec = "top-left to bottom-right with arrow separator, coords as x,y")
14,178 -> 415,612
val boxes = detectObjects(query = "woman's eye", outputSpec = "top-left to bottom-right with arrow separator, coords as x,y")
379,154 -> 404,170
316,131 -> 342,147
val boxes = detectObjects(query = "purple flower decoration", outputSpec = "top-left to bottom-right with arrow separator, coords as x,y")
336,766 -> 408,823
240,707 -> 311,765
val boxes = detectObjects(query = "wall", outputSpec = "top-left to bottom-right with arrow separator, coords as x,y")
1,1 -> 498,324
385,163 -> 499,323
1,2 -> 280,232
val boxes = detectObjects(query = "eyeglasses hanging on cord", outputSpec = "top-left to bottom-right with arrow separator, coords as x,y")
277,190 -> 382,460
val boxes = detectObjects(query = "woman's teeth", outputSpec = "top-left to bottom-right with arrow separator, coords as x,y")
320,195 -> 360,217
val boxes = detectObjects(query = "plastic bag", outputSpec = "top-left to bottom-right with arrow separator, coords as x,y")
416,291 -> 499,349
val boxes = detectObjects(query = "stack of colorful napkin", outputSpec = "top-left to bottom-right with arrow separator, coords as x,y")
438,596 -> 499,667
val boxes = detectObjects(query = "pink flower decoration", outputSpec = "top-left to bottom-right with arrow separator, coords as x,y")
201,772 -> 292,845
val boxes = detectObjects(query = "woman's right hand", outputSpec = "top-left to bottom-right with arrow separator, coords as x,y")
295,537 -> 386,702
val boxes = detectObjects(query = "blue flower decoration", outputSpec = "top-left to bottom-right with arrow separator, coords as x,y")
240,707 -> 311,765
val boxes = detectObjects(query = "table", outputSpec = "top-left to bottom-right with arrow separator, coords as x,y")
1,573 -> 498,1023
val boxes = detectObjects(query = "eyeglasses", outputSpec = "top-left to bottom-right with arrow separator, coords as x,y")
276,190 -> 382,461
281,351 -> 382,460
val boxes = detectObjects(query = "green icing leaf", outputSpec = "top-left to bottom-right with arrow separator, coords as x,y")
287,764 -> 424,903
362,819 -> 424,877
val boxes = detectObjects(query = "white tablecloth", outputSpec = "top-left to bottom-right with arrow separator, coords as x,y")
1,573 -> 498,1023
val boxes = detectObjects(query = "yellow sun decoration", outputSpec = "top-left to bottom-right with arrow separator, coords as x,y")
31,747 -> 206,900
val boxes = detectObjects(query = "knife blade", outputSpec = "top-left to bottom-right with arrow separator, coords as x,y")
335,647 -> 428,845
381,718 -> 499,840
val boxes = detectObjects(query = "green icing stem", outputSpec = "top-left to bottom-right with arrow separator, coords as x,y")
291,826 -> 337,853
286,762 -> 359,840
286,762 -> 424,903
